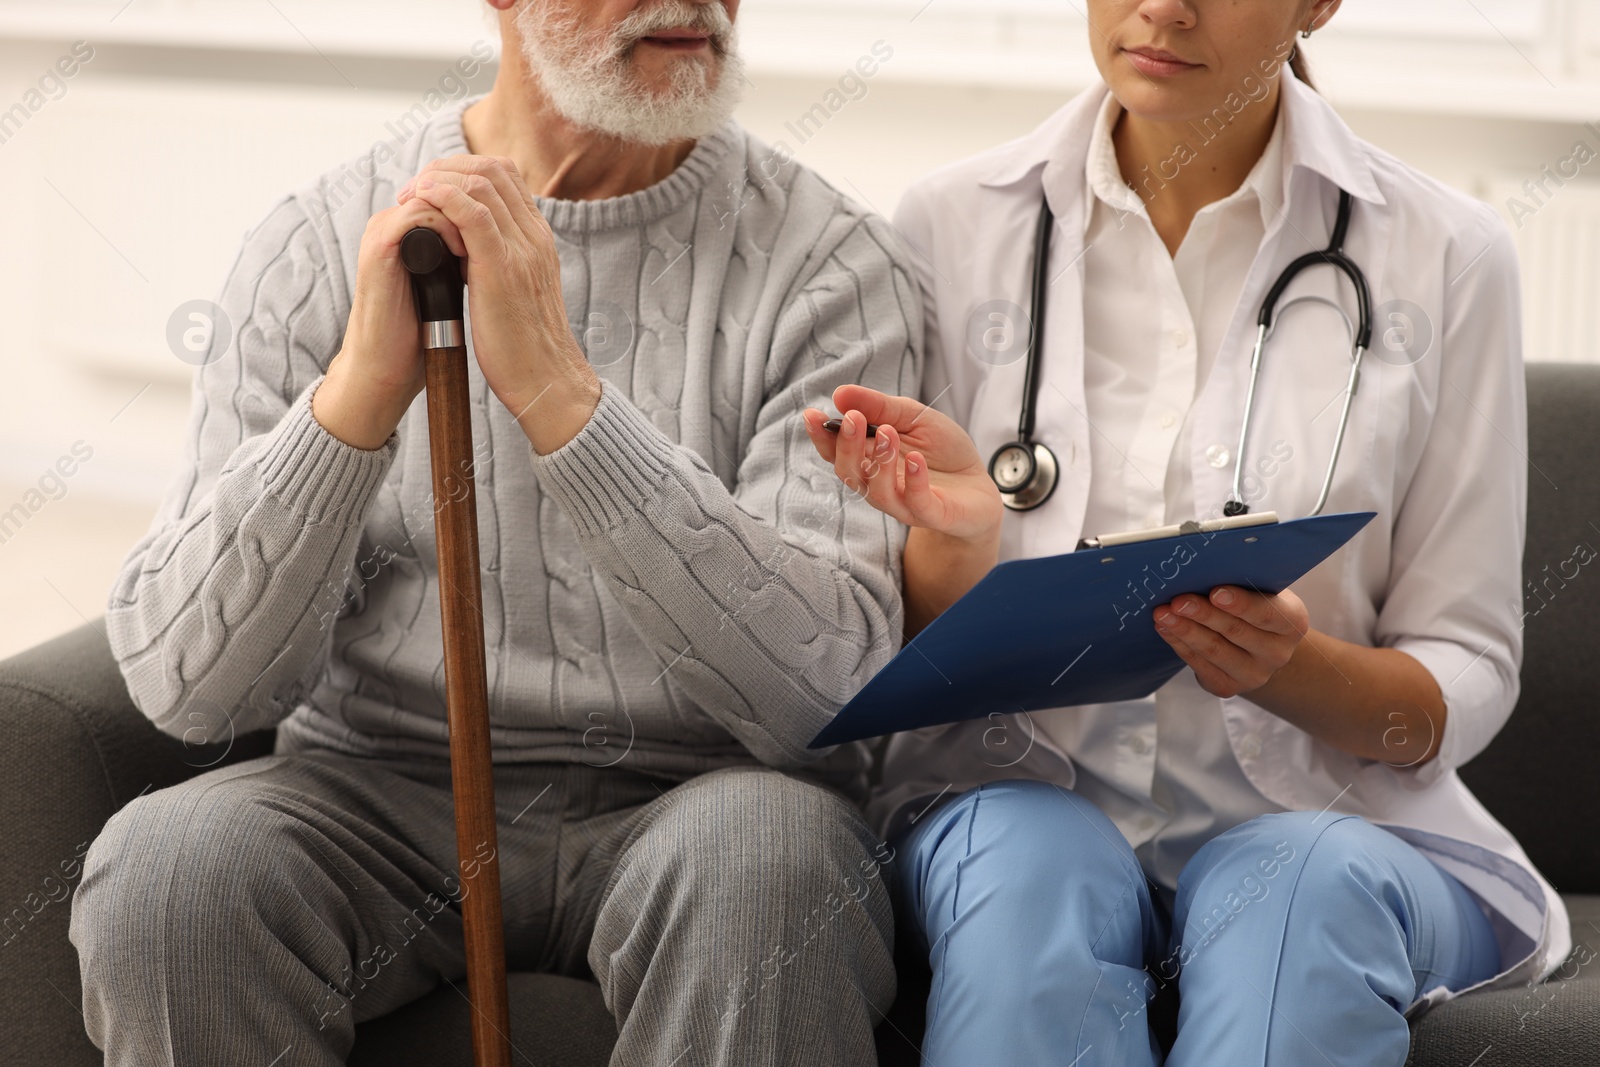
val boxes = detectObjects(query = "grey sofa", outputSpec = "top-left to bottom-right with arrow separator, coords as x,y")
2,362 -> 1597,1066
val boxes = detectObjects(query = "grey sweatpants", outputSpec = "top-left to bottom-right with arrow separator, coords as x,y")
67,752 -> 896,1066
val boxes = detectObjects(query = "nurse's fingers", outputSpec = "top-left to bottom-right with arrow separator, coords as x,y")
800,408 -> 839,463
1164,591 -> 1297,658
865,422 -> 901,475
899,450 -> 942,524
1155,626 -> 1243,698
1206,586 -> 1309,638
832,385 -> 926,431
856,423 -> 905,509
833,410 -> 874,496
1163,595 -> 1258,653
806,410 -> 923,526
1154,606 -> 1279,692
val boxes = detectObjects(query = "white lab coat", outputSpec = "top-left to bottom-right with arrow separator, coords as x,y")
877,70 -> 1570,999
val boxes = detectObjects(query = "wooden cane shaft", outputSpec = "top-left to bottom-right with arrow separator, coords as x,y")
423,343 -> 511,1067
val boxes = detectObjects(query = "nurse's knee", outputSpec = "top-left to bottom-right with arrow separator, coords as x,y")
925,779 -> 1141,891
1176,812 -> 1398,936
1278,814 -> 1407,911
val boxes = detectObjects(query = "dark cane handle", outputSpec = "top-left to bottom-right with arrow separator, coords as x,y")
401,227 -> 465,326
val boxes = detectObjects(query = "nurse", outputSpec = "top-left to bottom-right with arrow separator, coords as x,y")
802,1 -> 1571,1065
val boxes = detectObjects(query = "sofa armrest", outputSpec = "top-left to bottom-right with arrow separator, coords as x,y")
0,622 -> 275,1065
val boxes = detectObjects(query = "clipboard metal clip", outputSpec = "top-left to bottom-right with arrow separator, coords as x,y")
1077,511 -> 1280,552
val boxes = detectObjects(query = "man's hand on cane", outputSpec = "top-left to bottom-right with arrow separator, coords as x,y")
399,155 -> 602,454
311,196 -> 455,450
312,154 -> 602,455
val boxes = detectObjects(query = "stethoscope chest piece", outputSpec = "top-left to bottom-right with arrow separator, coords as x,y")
987,198 -> 1063,513
991,440 -> 1059,511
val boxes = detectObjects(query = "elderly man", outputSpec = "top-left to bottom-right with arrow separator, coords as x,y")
67,1 -> 919,1064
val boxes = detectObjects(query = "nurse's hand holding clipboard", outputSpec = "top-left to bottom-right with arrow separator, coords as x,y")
800,385 -> 1307,694
801,386 -> 1443,767
803,386 -> 1445,766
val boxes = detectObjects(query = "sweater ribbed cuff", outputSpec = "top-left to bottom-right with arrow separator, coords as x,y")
529,381 -> 677,538
257,377 -> 398,523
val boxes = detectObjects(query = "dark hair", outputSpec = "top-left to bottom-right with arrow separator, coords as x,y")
1289,45 -> 1315,90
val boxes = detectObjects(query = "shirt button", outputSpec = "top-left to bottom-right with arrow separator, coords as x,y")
1136,814 -> 1158,833
1173,329 -> 1189,348
1239,733 -> 1263,759
1129,735 -> 1150,755
1160,412 -> 1176,429
1206,444 -> 1231,468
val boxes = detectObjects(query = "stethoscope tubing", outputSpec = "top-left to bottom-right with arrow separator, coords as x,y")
1230,189 -> 1372,517
1017,200 -> 1055,444
1001,186 -> 1372,519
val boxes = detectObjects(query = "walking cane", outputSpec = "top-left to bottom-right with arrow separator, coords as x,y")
401,226 -> 512,1067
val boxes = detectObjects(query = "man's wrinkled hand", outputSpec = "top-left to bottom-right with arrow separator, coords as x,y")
400,154 -> 601,454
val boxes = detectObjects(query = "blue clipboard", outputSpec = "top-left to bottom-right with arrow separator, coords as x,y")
809,510 -> 1376,748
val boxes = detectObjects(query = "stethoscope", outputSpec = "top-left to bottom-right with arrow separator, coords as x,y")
988,189 -> 1373,517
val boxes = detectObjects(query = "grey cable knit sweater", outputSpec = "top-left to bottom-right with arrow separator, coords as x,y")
107,96 -> 921,792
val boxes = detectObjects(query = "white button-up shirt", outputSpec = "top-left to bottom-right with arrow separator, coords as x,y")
1033,91 -> 1290,898
878,68 -> 1568,1001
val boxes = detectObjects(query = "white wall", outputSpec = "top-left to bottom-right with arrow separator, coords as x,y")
0,0 -> 1597,652
2,2 -> 1598,504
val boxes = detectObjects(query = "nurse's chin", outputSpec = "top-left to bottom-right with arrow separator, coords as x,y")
1108,88 -> 1222,128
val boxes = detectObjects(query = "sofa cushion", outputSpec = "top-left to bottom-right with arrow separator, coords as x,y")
349,972 -> 616,1067
1406,893 -> 1600,1066
0,624 -> 275,1067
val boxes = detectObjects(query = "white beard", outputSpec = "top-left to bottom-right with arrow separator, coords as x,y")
515,0 -> 745,146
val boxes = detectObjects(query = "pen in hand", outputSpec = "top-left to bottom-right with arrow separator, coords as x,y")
821,418 -> 879,438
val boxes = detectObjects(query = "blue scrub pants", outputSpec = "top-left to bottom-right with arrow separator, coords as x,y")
892,780 -> 1502,1067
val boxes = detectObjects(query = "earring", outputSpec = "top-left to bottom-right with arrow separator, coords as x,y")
1301,26 -> 1313,39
